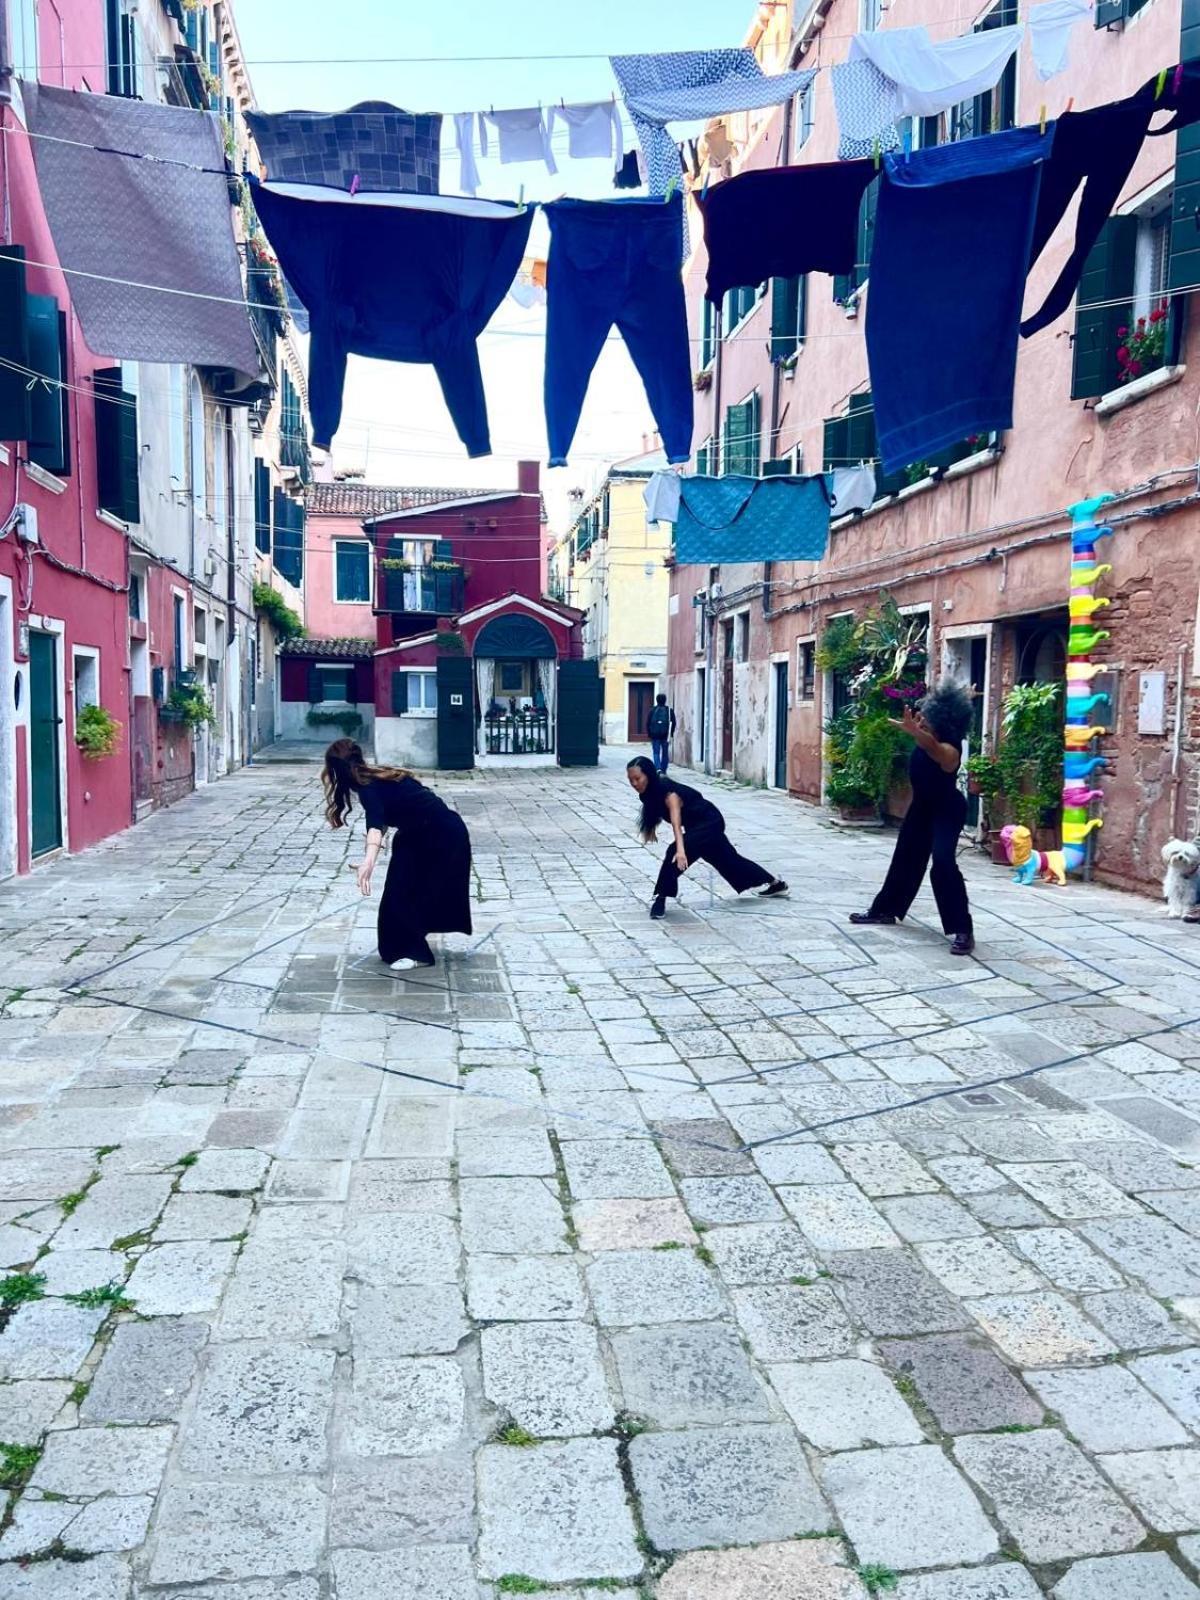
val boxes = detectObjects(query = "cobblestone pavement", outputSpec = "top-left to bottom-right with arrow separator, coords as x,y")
3,752 -> 1200,1599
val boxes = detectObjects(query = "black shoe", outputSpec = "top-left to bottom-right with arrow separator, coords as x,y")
849,911 -> 896,925
649,896 -> 667,920
758,879 -> 789,898
950,931 -> 975,956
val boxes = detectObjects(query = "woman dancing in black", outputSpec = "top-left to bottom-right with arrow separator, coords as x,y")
627,755 -> 787,919
322,739 -> 472,969
849,681 -> 975,955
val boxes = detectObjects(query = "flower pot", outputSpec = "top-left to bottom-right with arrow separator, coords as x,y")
989,830 -> 1009,865
837,803 -> 879,823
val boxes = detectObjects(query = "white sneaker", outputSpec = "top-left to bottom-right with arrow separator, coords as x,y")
389,957 -> 419,971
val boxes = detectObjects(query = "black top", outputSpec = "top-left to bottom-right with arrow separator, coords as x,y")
909,741 -> 963,809
660,778 -> 724,835
359,776 -> 453,834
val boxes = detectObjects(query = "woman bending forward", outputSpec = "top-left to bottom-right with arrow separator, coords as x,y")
627,756 -> 787,919
322,739 -> 473,969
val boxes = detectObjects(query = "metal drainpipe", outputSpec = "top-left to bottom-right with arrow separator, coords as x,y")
705,305 -> 725,777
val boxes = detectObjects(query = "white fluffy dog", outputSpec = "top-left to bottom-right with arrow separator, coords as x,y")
1161,838 -> 1200,920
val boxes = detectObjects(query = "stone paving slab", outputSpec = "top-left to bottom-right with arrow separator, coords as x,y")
7,757 -> 1200,1596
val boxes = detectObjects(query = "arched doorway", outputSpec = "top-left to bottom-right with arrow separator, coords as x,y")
473,613 -> 558,758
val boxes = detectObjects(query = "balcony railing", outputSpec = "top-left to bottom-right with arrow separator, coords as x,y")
484,709 -> 553,756
379,566 -> 464,615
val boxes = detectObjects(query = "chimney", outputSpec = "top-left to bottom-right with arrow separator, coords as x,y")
517,459 -> 540,496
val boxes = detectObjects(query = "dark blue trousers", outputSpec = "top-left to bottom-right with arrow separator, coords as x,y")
651,737 -> 670,773
544,196 -> 693,468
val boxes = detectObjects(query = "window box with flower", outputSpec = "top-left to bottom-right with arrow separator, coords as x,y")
1116,301 -> 1169,384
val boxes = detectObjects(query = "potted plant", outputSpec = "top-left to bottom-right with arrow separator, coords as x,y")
693,369 -> 713,393
306,708 -> 363,738
967,682 -> 1063,846
161,680 -> 217,731
1116,301 -> 1169,385
75,704 -> 121,759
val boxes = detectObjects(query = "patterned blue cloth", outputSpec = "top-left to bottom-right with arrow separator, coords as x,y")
832,60 -> 902,162
672,474 -> 832,565
610,50 -> 816,197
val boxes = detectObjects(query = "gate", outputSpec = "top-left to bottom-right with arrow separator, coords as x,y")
558,658 -> 600,766
436,655 -> 475,770
29,631 -> 62,856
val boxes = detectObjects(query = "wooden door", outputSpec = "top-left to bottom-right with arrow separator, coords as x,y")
628,681 -> 654,742
29,631 -> 62,856
436,656 -> 475,770
721,622 -> 734,770
773,660 -> 789,790
558,659 -> 600,766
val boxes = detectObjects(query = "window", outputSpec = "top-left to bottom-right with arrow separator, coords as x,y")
172,594 -> 185,677
695,436 -> 715,477
700,297 -> 717,368
722,392 -> 761,478
770,275 -> 807,362
280,368 -> 309,482
272,490 -> 305,587
833,182 -> 878,302
722,283 -> 765,333
1071,187 -> 1178,400
736,613 -> 750,663
254,460 -> 271,554
798,639 -> 816,701
9,0 -> 37,79
952,0 -> 1017,141
391,669 -> 438,715
73,650 -> 99,712
211,406 -> 230,534
334,540 -> 371,603
105,0 -> 140,97
1096,0 -> 1151,27
499,662 -> 528,695
94,367 -> 140,523
860,0 -> 882,30
25,294 -> 70,477
309,665 -> 356,704
794,86 -> 815,156
189,376 -> 207,521
129,573 -> 142,621
822,391 -> 979,491
694,590 -> 708,654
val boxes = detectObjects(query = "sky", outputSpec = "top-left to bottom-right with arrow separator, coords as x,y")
234,0 -> 755,531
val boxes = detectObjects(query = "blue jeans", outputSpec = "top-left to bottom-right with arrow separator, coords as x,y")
651,737 -> 670,772
544,196 -> 693,467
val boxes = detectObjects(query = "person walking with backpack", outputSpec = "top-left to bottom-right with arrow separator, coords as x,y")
646,693 -> 676,775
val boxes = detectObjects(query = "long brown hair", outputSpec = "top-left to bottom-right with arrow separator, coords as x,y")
322,739 -> 413,828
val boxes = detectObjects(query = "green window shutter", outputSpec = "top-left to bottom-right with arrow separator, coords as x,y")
1071,214 -> 1136,400
857,179 -> 878,289
0,247 -> 31,443
763,457 -> 792,476
748,392 -> 761,476
700,298 -> 715,366
797,274 -> 808,342
770,276 -> 799,361
254,460 -> 271,553
391,671 -> 409,714
823,415 -> 849,470
1095,0 -> 1125,25
433,539 -> 453,559
94,366 -> 140,523
1170,125 -> 1200,298
307,665 -> 323,703
846,393 -> 877,465
26,294 -> 69,476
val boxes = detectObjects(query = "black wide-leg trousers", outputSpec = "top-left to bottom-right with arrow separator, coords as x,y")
654,825 -> 773,900
868,791 -> 971,935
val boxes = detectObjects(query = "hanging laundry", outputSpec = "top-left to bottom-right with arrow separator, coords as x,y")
479,107 -> 557,174
696,161 -> 877,304
1149,60 -> 1200,133
1027,0 -> 1093,82
610,50 -> 815,198
245,104 -> 442,193
644,471 -> 682,525
671,474 -> 832,565
832,60 -> 902,162
614,150 -> 642,189
848,23 -> 1024,120
22,83 -> 260,382
866,125 -> 1054,474
250,181 -> 532,455
454,112 -> 482,197
543,195 -> 692,468
830,464 -> 877,516
686,140 -> 702,180
548,100 -> 624,169
1021,83 -> 1156,336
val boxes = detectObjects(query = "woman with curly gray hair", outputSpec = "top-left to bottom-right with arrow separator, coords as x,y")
850,681 -> 976,956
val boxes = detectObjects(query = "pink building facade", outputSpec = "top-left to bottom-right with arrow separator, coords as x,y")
664,0 -> 1200,893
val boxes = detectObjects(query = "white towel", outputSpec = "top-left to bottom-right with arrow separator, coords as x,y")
1028,0 -> 1093,81
644,471 -> 682,526
479,107 -> 557,175
849,22 -> 1025,120
549,100 -> 624,170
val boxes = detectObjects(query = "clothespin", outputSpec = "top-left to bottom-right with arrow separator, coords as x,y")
664,172 -> 680,202
1155,67 -> 1168,100
1174,62 -> 1184,95
1039,104 -> 1047,135
517,183 -> 526,213
700,170 -> 711,199
1065,97 -> 1074,113
350,173 -> 360,195
901,121 -> 912,158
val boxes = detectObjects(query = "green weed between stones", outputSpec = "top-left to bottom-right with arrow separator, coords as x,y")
65,1284 -> 134,1312
68,1382 -> 90,1408
653,1240 -> 684,1251
177,1152 -> 199,1168
892,1374 -> 918,1399
495,1579 -> 541,1595
112,1231 -> 152,1252
0,1272 -> 46,1308
493,1424 -> 537,1448
693,1244 -> 715,1266
0,1442 -> 41,1491
857,1565 -> 900,1594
